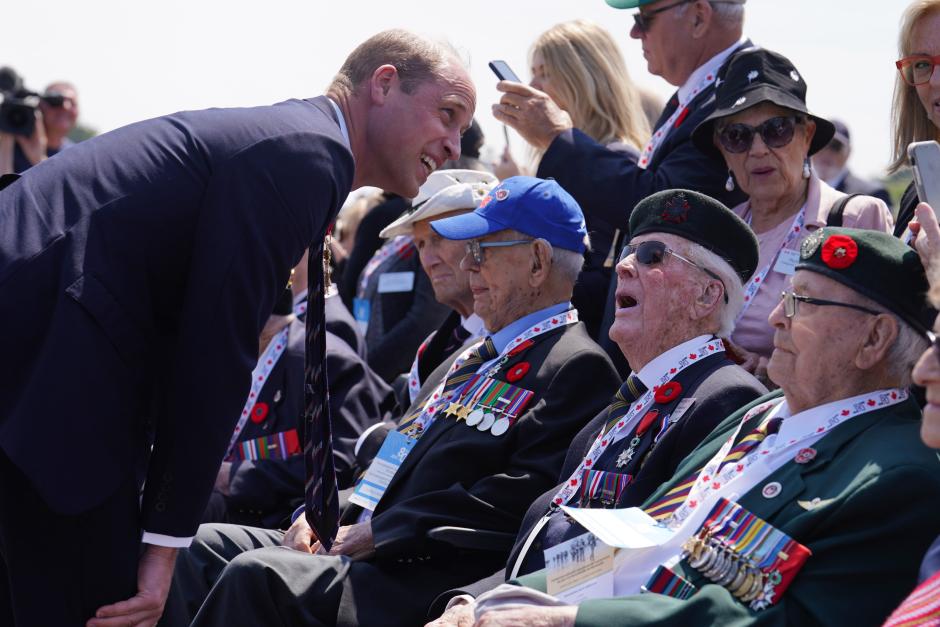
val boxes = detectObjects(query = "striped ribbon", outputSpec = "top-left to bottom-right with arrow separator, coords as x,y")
645,564 -> 697,600
459,374 -> 534,422
884,571 -> 940,627
231,429 -> 301,462
578,469 -> 630,507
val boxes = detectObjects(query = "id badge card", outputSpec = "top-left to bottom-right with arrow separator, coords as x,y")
544,531 -> 615,603
347,430 -> 416,511
377,271 -> 415,293
773,249 -> 800,276
352,297 -> 370,333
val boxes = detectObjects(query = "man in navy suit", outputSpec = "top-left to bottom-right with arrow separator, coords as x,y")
0,28 -> 475,627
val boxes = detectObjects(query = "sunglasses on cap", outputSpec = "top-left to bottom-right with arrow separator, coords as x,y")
716,116 -> 804,154
619,240 -> 727,303
896,55 -> 940,86
632,0 -> 745,33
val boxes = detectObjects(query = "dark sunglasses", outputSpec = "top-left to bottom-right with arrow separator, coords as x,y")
896,55 -> 940,86
717,116 -> 804,154
633,0 -> 744,33
619,240 -> 728,303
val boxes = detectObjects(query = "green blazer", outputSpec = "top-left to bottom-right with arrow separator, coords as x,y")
518,391 -> 940,626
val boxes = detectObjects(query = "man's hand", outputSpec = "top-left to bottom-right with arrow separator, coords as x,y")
425,597 -> 476,626
15,109 -> 47,166
475,605 -> 578,627
282,513 -> 317,553
492,82 -> 572,152
312,522 -> 375,560
214,461 -> 232,496
86,544 -> 178,627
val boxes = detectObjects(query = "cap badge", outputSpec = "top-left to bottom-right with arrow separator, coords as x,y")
733,96 -> 747,108
495,189 -> 510,201
661,192 -> 691,224
821,234 -> 858,270
800,230 -> 825,259
790,70 -> 800,82
746,70 -> 759,83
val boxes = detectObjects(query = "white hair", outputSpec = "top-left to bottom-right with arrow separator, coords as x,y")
674,1 -> 745,28
886,317 -> 929,388
684,242 -> 745,337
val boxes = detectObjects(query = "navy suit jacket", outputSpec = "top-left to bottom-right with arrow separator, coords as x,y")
0,96 -> 353,538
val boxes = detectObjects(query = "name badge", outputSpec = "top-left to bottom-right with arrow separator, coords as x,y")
352,298 -> 370,333
545,531 -> 615,603
347,430 -> 416,511
377,271 -> 415,293
773,249 -> 800,276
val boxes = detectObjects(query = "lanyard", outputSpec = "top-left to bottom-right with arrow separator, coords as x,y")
224,325 -> 291,459
667,388 -> 908,528
357,235 -> 413,296
399,309 -> 579,439
637,71 -> 717,170
405,323 -> 486,405
735,207 -> 806,324
550,338 -> 726,508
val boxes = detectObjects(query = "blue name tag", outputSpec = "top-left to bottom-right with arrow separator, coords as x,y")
347,430 -> 416,511
352,298 -> 370,333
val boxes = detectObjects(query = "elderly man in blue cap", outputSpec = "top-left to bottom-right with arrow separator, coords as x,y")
166,176 -> 620,627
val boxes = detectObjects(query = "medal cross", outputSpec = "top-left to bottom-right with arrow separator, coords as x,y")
616,448 -> 635,468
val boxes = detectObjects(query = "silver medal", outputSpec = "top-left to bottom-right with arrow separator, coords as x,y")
465,408 -> 484,427
490,417 -> 511,436
477,412 -> 496,431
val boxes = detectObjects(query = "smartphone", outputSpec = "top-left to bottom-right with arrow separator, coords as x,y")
489,60 -> 521,83
905,141 -> 940,243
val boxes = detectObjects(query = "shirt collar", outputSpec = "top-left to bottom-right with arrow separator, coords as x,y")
678,36 -> 747,106
461,313 -> 486,337
488,301 -> 573,354
635,334 -> 714,390
773,389 -> 893,445
326,97 -> 350,148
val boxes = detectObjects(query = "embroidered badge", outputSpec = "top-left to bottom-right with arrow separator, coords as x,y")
479,193 -> 494,209
495,188 -> 510,201
661,192 -> 691,223
821,234 -> 858,270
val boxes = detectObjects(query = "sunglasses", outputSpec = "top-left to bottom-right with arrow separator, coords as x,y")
632,0 -> 744,33
716,116 -> 804,154
465,238 -> 533,265
619,240 -> 727,303
780,290 -> 881,319
896,55 -> 940,86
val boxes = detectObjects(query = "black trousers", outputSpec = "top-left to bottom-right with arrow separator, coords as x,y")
0,449 -> 142,626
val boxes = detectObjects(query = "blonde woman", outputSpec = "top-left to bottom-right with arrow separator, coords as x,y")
891,0 -> 940,236
497,19 -> 649,343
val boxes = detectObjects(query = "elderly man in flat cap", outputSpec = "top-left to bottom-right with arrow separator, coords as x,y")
429,188 -> 767,620
432,228 -> 940,627
166,176 -> 619,627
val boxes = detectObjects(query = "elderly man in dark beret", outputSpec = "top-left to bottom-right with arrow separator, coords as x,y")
432,228 -> 940,627
430,188 -> 767,621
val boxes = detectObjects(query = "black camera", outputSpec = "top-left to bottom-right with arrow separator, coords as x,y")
0,67 -> 41,137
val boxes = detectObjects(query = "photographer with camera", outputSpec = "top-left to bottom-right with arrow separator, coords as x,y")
0,67 -> 79,174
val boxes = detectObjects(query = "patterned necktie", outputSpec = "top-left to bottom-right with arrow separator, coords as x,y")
644,416 -> 783,521
303,241 -> 339,550
602,373 -> 648,435
883,570 -> 940,626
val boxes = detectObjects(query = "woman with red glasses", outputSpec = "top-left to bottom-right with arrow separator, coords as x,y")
690,48 -> 893,384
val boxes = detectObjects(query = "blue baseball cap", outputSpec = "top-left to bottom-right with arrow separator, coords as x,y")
429,176 -> 587,253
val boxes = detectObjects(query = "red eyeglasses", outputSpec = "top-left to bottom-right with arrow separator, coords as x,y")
896,55 -> 940,86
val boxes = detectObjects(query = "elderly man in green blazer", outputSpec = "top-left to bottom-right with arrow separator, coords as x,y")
431,228 -> 940,627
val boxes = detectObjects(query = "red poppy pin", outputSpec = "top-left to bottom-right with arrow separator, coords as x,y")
250,402 -> 269,424
654,381 -> 683,404
820,234 -> 858,270
506,362 -> 530,382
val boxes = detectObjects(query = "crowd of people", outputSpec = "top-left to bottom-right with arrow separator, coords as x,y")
5,1 -> 940,626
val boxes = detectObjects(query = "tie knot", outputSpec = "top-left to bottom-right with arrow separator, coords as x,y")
476,337 -> 498,363
763,417 -> 784,436
619,374 -> 647,405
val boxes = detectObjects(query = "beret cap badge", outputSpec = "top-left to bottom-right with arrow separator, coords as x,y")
821,234 -> 858,270
800,230 -> 825,259
661,192 -> 691,223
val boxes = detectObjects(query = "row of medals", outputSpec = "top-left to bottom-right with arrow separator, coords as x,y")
443,401 -> 512,436
682,529 -> 767,603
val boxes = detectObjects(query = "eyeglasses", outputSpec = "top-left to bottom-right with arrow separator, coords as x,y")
716,116 -> 804,154
632,0 -> 744,33
896,55 -> 940,86
619,240 -> 728,303
465,238 -> 533,265
780,290 -> 882,319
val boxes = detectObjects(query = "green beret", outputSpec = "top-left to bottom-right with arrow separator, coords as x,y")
797,227 -> 935,335
605,0 -> 654,7
629,189 -> 759,285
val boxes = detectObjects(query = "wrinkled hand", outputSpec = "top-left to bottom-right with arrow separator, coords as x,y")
311,522 -> 375,560
425,597 -> 476,627
15,109 -> 47,166
475,605 -> 578,627
494,145 -> 521,181
910,202 -> 940,284
282,513 -> 318,552
87,544 -> 178,627
214,461 -> 232,496
492,82 -> 572,152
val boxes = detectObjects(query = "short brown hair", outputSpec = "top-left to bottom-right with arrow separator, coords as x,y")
890,0 -> 940,172
330,29 -> 458,96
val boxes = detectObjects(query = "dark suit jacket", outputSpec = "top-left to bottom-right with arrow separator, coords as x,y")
332,321 -> 621,625
430,353 -> 766,611
0,96 -> 352,538
338,194 -> 410,307
325,293 -> 367,359
516,392 -> 940,627
209,322 -> 392,528
836,171 -> 892,208
535,45 -> 750,232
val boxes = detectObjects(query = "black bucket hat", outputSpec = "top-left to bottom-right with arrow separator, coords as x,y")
692,48 -> 835,159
